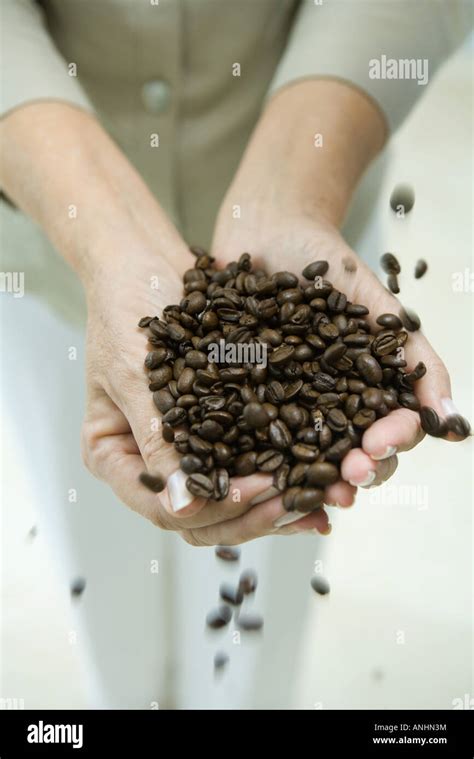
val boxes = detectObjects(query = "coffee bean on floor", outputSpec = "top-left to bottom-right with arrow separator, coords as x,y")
310,575 -> 330,595
206,605 -> 232,630
215,545 -> 241,562
138,472 -> 166,493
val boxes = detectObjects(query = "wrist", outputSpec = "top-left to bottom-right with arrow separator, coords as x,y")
221,78 -> 386,229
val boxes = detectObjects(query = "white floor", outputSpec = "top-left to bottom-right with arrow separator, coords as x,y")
1,39 -> 472,710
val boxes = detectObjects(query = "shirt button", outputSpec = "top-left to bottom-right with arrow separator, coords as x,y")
141,80 -> 171,114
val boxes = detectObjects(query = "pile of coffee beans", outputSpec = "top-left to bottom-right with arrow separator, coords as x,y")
138,250 -> 431,515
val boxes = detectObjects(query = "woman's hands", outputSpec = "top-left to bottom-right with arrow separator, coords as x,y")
211,78 -> 463,505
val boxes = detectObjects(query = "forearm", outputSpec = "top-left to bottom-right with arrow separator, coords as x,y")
0,102 -> 188,286
225,79 -> 387,228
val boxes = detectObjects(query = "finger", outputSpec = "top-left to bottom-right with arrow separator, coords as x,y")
324,480 -> 357,508
159,472 -> 275,525
179,496 -> 330,547
340,447 -> 398,488
362,408 -> 424,460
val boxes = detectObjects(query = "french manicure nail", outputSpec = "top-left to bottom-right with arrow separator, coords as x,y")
349,470 -> 376,488
371,445 -> 397,461
441,398 -> 459,417
249,485 -> 280,507
273,510 -> 306,529
167,470 -> 194,512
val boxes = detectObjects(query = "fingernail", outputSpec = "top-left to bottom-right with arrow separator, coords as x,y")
167,470 -> 194,512
249,485 -> 280,507
317,523 -> 332,536
371,445 -> 397,461
349,470 -> 376,488
441,398 -> 459,418
273,510 -> 306,529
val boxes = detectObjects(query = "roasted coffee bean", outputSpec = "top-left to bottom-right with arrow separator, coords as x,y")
198,419 -> 224,442
390,183 -> 415,215
269,419 -> 292,450
446,414 -> 471,439
174,432 -> 190,454
139,472 -> 166,493
189,435 -> 213,455
381,355 -> 406,368
376,313 -> 403,331
346,303 -> 369,316
399,392 -> 420,411
214,469 -> 230,500
186,473 -> 214,498
294,488 -> 324,512
183,290 -> 207,315
352,408 -> 376,429
310,575 -> 330,595
355,354 -> 383,385
288,462 -> 309,486
279,403 -> 304,429
326,408 -> 348,432
162,406 -> 187,427
176,394 -> 198,409
234,451 -> 258,476
312,372 -> 336,392
153,389 -> 176,414
177,367 -> 196,394
180,454 -> 204,474
291,443 -> 319,462
323,342 -> 347,365
243,402 -> 270,429
214,651 -> 229,672
238,570 -> 258,595
162,423 -> 175,443
306,461 -> 339,487
149,318 -> 169,339
302,260 -> 329,280
414,259 -> 428,279
326,289 -> 347,313
269,344 -> 295,367
372,332 -> 398,357
274,271 -> 299,288
145,349 -> 167,369
387,273 -> 400,294
148,365 -> 173,391
219,583 -> 244,606
185,350 -> 208,369
325,437 -> 352,462
167,323 -> 187,341
362,388 -> 384,410
236,613 -> 264,631
215,545 -> 241,562
70,577 -> 86,598
345,393 -> 362,419
139,316 -> 154,328
400,307 -> 421,332
206,605 -> 232,629
256,449 -> 284,472
380,252 -> 401,274
283,487 -> 301,511
419,406 -> 446,437
273,462 -> 290,491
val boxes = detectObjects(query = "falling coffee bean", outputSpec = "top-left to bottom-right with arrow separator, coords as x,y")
310,575 -> 330,595
215,546 -> 241,562
206,605 -> 232,630
219,583 -> 244,606
236,612 -> 264,631
70,577 -> 86,598
389,183 -> 415,215
414,259 -> 427,279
